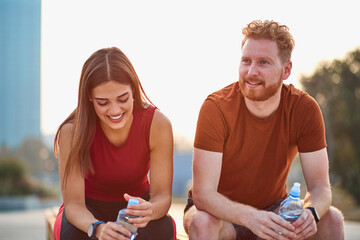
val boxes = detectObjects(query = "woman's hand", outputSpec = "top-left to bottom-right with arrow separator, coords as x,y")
98,193 -> 154,239
124,193 -> 153,228
97,221 -> 132,240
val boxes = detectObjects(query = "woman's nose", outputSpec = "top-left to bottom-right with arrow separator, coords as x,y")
107,102 -> 121,115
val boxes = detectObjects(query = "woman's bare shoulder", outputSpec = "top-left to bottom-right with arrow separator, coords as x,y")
58,122 -> 75,144
152,109 -> 172,129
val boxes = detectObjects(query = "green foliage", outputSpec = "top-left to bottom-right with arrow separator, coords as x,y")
0,138 -> 60,199
0,155 -> 58,197
15,138 -> 58,178
0,156 -> 33,196
300,48 -> 360,204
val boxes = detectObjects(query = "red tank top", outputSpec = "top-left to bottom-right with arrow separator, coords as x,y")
85,105 -> 156,202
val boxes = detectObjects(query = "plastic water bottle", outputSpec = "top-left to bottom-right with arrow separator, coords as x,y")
116,199 -> 139,240
278,182 -> 303,223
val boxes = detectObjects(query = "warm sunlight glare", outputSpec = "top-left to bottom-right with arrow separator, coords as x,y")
41,0 -> 360,142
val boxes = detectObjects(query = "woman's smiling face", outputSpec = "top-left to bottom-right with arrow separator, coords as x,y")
90,80 -> 134,131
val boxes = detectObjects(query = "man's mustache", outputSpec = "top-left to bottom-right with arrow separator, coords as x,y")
241,77 -> 264,84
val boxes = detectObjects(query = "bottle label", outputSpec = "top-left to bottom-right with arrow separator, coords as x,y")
116,210 -> 139,240
118,220 -> 137,233
279,213 -> 301,223
279,209 -> 302,223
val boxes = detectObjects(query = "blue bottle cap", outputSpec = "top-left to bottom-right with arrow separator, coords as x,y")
128,199 -> 139,206
289,182 -> 301,198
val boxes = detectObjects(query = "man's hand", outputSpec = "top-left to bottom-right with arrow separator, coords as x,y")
292,208 -> 317,239
246,210 -> 297,239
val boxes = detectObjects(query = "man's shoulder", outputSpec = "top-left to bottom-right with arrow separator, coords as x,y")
206,82 -> 241,104
282,84 -> 317,107
282,84 -> 306,97
282,84 -> 322,120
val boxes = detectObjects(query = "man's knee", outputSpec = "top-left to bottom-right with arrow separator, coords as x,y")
321,206 -> 344,227
184,207 -> 222,237
317,206 -> 344,239
192,210 -> 222,229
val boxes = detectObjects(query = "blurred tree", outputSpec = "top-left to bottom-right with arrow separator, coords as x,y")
0,156 -> 33,196
300,48 -> 360,204
15,137 -> 58,180
0,155 -> 58,197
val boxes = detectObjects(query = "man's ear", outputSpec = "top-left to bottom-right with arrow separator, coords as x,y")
282,60 -> 292,80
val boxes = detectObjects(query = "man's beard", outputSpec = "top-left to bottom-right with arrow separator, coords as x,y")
238,75 -> 283,101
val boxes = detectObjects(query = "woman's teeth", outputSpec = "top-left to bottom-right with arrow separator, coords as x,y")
109,113 -> 123,120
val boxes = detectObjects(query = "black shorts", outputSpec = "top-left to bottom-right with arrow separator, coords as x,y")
184,198 -> 284,240
57,191 -> 176,240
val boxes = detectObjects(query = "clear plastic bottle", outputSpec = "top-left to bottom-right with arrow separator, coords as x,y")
116,199 -> 139,240
278,182 -> 303,223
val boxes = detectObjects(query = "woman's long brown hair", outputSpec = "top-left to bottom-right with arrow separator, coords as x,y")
54,47 -> 153,186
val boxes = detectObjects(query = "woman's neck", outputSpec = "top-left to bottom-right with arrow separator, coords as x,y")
100,114 -> 134,146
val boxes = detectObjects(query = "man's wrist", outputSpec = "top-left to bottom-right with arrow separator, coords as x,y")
306,207 -> 320,223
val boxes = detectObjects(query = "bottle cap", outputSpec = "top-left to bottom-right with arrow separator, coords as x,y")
289,182 -> 301,198
128,199 -> 139,206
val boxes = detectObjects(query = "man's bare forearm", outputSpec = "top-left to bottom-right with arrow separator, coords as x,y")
303,184 -> 331,218
193,189 -> 256,226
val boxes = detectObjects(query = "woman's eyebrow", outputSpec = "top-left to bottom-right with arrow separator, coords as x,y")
95,92 -> 129,101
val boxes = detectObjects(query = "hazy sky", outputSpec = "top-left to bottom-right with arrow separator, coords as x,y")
41,0 -> 360,141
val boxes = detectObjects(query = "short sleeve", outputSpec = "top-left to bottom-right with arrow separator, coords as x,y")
296,95 -> 327,152
194,99 -> 228,152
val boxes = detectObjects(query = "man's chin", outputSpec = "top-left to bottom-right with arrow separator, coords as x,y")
241,89 -> 264,101
246,95 -> 270,101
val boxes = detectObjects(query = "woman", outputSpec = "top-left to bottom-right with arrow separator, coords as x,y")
53,47 -> 175,240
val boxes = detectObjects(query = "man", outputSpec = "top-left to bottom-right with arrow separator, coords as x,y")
183,20 -> 344,240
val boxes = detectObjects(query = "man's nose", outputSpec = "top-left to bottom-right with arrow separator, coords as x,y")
247,62 -> 259,76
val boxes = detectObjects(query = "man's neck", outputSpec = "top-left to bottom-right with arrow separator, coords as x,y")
244,86 -> 282,120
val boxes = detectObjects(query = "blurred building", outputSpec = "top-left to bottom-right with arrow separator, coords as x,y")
0,0 -> 41,149
173,152 -> 193,198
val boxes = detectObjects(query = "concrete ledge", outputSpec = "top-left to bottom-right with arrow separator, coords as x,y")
44,206 -> 58,240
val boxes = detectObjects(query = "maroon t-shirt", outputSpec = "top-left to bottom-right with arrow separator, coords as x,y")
85,105 -> 155,202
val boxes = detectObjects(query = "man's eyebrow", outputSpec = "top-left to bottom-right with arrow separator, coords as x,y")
94,92 -> 129,101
